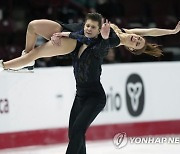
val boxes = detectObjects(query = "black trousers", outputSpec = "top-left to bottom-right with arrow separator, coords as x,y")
65,82 -> 106,154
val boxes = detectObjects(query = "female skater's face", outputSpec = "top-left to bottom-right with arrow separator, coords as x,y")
84,19 -> 100,38
126,34 -> 145,50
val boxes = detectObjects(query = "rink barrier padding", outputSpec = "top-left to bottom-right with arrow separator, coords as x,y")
0,120 -> 180,149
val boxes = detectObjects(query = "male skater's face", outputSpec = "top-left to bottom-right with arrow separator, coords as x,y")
84,19 -> 100,38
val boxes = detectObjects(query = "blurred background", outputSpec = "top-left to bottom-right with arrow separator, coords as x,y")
0,0 -> 180,67
1,1 -> 180,152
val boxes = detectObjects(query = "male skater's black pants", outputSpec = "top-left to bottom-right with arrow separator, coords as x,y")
66,82 -> 106,154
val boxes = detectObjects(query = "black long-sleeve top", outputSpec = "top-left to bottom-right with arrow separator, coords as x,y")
68,28 -> 120,84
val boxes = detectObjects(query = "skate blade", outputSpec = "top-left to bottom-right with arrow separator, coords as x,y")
5,68 -> 34,73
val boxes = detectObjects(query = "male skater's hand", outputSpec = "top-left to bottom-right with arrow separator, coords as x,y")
100,19 -> 110,39
51,32 -> 71,46
51,33 -> 62,46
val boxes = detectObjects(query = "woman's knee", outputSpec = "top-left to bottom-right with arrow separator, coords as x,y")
28,20 -> 62,34
28,20 -> 39,33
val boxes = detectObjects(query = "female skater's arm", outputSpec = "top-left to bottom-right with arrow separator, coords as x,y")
124,21 -> 180,36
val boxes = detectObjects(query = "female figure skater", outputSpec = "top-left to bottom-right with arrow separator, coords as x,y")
0,12 -> 180,70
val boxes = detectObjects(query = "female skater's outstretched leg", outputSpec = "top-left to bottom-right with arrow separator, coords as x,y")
3,38 -> 77,69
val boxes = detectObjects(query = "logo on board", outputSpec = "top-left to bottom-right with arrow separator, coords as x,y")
126,74 -> 145,116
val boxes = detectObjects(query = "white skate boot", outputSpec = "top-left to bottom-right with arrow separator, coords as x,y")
8,50 -> 35,72
0,60 -> 4,72
21,50 -> 35,71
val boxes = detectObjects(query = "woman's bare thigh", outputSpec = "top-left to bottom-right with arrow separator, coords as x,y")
29,19 -> 63,40
28,37 -> 77,60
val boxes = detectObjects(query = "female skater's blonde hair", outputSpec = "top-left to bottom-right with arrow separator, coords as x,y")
110,24 -> 163,57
